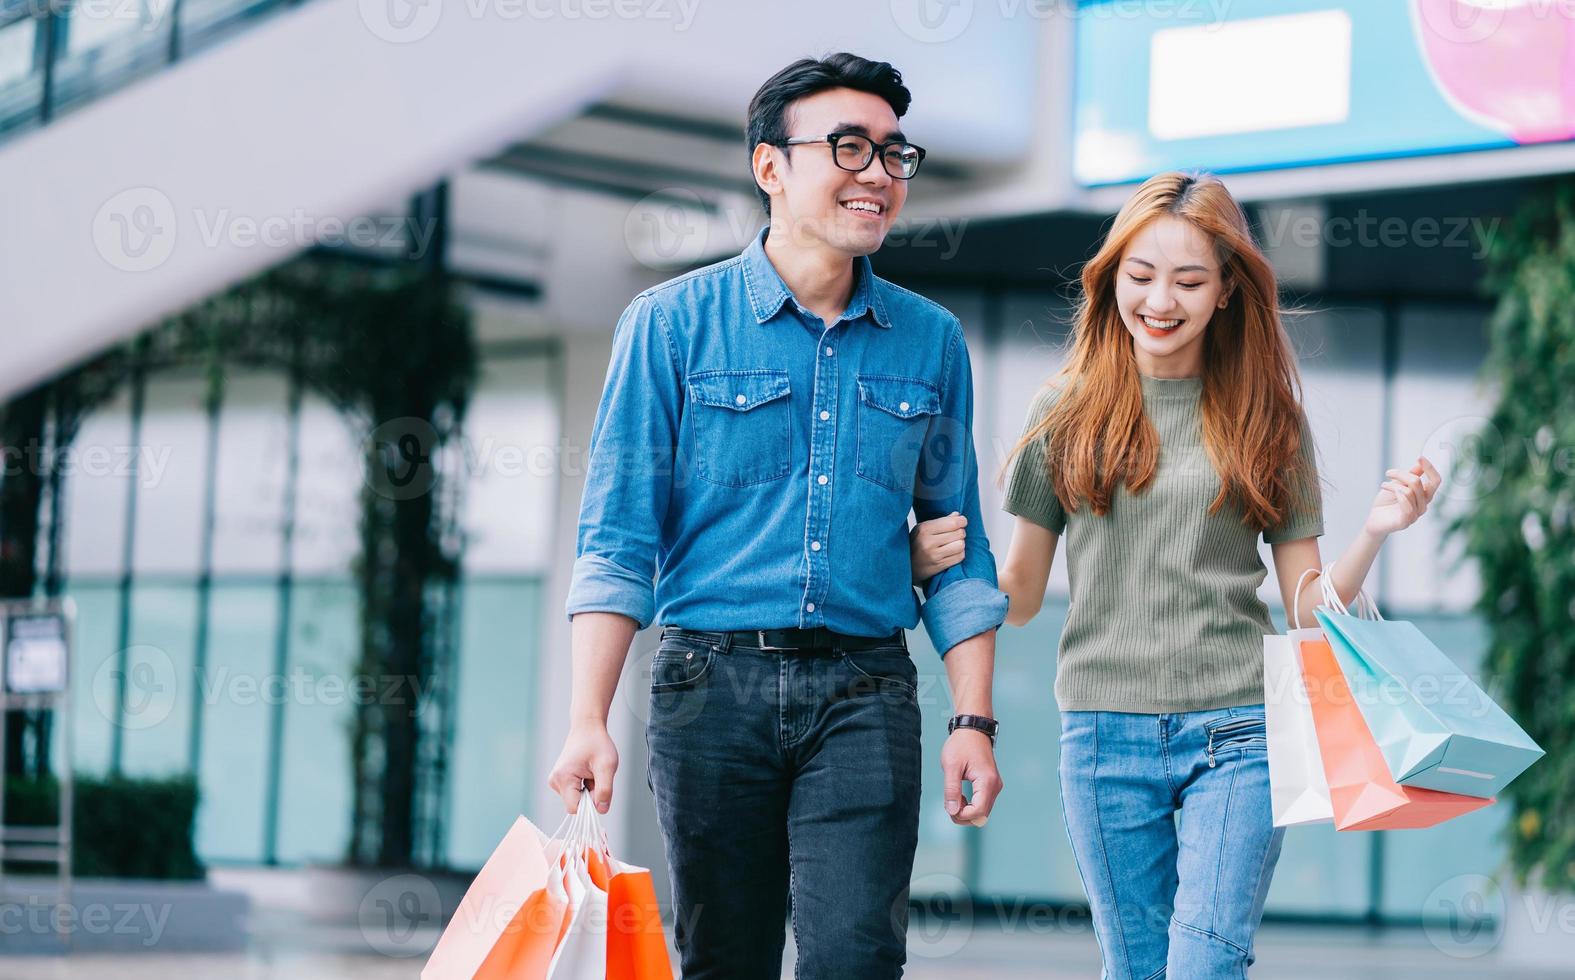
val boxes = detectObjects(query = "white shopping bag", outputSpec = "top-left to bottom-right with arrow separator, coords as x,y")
1265,628 -> 1334,827
1264,567 -> 1345,828
545,830 -> 610,978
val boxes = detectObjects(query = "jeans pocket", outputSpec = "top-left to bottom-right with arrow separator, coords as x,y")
687,369 -> 791,487
650,637 -> 717,692
854,374 -> 940,492
840,649 -> 919,700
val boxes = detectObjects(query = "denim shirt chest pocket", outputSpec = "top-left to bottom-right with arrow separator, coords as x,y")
687,368 -> 792,487
855,374 -> 941,492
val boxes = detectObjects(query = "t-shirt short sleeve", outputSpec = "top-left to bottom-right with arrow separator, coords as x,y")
1264,411 -> 1325,543
1003,387 -> 1068,535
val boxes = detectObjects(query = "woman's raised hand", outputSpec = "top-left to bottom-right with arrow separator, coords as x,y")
1364,455 -> 1442,537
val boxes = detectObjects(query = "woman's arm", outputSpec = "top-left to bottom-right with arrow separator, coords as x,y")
1000,516 -> 1058,627
1272,456 -> 1442,626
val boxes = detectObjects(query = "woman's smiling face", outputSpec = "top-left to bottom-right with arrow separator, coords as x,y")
1115,215 -> 1232,377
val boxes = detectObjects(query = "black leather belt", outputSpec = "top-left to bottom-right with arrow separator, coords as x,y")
662,625 -> 906,653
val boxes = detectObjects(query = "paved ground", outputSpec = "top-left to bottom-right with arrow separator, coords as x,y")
3,915 -> 1568,978
2,866 -> 1569,978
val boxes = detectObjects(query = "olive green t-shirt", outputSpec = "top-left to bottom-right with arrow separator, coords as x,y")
1002,374 -> 1324,713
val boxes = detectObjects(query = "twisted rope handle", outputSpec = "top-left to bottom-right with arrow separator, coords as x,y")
1317,561 -> 1382,620
1291,566 -> 1321,631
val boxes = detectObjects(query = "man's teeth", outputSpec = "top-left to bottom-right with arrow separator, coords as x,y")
1142,315 -> 1182,330
841,201 -> 883,214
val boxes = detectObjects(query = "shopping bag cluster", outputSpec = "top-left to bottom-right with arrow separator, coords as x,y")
1264,564 -> 1543,831
422,799 -> 673,979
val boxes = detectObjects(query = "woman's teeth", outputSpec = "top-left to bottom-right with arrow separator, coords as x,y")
1141,315 -> 1183,331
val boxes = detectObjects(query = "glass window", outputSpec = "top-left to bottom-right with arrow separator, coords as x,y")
192,583 -> 279,862
444,577 -> 544,867
274,579 -> 359,864
1263,823 -> 1375,917
1387,307 -> 1494,614
210,371 -> 291,576
460,355 -> 558,575
290,393 -> 361,577
61,386 -> 133,578
131,373 -> 210,576
55,582 -> 123,777
65,0 -> 173,57
993,293 -> 1075,598
1272,305 -> 1387,605
0,16 -> 36,88
116,583 -> 197,778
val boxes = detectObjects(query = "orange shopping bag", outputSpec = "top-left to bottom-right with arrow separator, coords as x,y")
475,866 -> 573,980
1298,634 -> 1494,830
573,807 -> 672,980
421,815 -> 568,980
582,848 -> 670,978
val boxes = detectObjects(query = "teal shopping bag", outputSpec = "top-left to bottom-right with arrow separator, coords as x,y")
1313,606 -> 1543,798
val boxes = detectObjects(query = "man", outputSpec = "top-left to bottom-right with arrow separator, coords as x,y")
548,53 -> 1007,979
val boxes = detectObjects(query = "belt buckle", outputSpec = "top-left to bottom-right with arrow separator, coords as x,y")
756,630 -> 791,651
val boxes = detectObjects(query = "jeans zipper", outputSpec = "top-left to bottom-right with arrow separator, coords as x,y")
1206,717 -> 1262,768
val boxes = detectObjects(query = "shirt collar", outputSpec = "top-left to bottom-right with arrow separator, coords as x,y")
741,226 -> 892,329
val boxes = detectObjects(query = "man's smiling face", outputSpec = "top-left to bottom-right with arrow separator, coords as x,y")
763,87 -> 909,258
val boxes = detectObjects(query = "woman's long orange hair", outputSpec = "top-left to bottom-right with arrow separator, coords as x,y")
1004,171 -> 1314,531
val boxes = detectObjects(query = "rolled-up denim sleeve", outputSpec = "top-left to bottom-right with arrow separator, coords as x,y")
915,322 -> 1009,657
565,294 -> 679,629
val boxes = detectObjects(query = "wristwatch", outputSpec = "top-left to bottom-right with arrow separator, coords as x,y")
948,713 -> 999,744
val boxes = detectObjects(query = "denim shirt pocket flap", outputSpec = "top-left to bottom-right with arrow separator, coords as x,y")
688,369 -> 791,412
856,375 -> 940,419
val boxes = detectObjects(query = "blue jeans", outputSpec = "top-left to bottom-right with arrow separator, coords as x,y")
645,627 -> 923,979
1058,706 -> 1284,979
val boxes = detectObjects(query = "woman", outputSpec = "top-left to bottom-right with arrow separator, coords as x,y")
910,171 -> 1439,977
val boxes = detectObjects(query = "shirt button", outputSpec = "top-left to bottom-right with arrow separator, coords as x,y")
824,346 -> 835,357
817,474 -> 828,485
811,541 -> 821,551
899,401 -> 910,411
806,602 -> 816,613
735,394 -> 746,405
819,410 -> 830,421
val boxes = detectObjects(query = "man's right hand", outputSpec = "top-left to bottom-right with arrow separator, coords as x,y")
548,722 -> 620,814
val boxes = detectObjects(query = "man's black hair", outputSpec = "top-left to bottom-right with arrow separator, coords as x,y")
745,53 -> 912,214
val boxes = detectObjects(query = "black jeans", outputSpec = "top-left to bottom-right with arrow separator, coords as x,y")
645,627 -> 923,979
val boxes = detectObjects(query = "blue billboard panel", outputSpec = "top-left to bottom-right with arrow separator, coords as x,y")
1074,0 -> 1575,185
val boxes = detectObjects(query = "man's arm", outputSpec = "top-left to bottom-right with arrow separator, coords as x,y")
914,322 -> 1009,656
940,630 -> 1001,825
550,295 -> 680,815
915,322 -> 1008,825
549,612 -> 638,815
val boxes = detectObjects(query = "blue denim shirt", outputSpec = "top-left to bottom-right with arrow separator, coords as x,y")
565,228 -> 1007,656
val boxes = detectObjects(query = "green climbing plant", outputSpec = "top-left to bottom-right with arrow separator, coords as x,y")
1451,181 -> 1575,895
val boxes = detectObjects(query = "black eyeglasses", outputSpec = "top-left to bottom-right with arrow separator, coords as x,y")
776,132 -> 927,180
